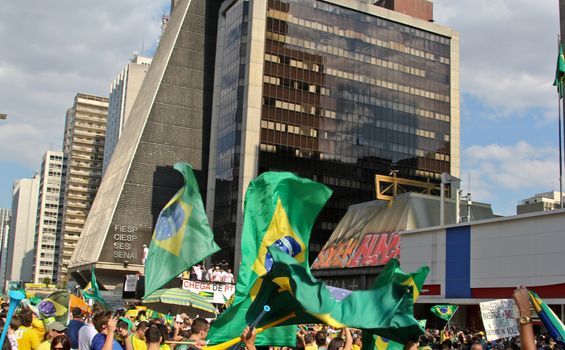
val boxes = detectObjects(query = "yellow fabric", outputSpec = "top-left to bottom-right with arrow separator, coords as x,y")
31,318 -> 45,340
251,198 -> 307,277
352,345 -> 360,350
160,344 -> 172,350
131,335 -> 147,350
16,326 -> 42,350
306,344 -> 318,350
36,340 -> 51,350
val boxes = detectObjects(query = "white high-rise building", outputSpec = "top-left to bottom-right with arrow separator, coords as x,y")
6,175 -> 40,283
103,55 -> 152,174
33,151 -> 66,284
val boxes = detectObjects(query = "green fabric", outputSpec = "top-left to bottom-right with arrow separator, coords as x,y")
430,305 -> 458,321
83,268 -> 110,309
554,42 -> 565,98
362,260 -> 430,350
144,162 -> 220,297
207,172 -> 332,347
245,248 -> 425,345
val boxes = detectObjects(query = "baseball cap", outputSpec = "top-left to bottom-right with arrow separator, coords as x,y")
46,321 -> 67,332
72,307 -> 83,317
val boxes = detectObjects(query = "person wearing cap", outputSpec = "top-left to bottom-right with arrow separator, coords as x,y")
66,308 -> 85,350
37,322 -> 66,350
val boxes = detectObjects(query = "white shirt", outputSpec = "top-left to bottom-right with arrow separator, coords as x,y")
211,270 -> 222,282
77,324 -> 97,350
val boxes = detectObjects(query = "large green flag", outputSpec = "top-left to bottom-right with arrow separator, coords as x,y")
430,305 -> 458,321
239,248 -> 425,345
554,42 -> 565,98
83,268 -> 110,309
144,162 -> 220,297
206,172 -> 332,348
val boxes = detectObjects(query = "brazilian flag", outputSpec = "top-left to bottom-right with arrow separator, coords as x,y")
430,304 -> 458,321
206,172 -> 332,348
83,268 -> 110,309
362,260 -> 430,350
554,42 -> 565,98
144,163 -> 220,297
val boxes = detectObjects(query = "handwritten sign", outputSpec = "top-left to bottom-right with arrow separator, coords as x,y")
480,299 -> 520,341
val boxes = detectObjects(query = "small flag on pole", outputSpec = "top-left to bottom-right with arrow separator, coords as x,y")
430,305 -> 458,321
554,41 -> 565,98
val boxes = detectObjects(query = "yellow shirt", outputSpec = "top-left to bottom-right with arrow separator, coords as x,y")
305,344 -> 318,350
16,326 -> 42,350
32,319 -> 46,341
36,340 -> 51,350
160,344 -> 172,350
352,345 -> 361,350
130,335 -> 147,350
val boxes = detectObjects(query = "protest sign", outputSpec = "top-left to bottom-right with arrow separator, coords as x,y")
480,299 -> 520,341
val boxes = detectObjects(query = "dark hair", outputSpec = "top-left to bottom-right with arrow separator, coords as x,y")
10,315 -> 21,330
304,334 -> 314,345
155,323 -> 169,344
315,331 -> 327,346
136,321 -> 149,332
191,317 -> 209,334
145,326 -> 162,344
19,308 -> 33,327
51,335 -> 71,350
92,311 -> 113,332
328,338 -> 345,350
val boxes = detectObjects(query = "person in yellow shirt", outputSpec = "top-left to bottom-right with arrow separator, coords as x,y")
37,321 -> 66,350
129,321 -> 149,350
16,309 -> 43,350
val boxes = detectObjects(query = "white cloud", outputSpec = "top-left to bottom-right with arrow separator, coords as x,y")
434,0 -> 559,118
461,141 -> 559,215
0,0 -> 168,169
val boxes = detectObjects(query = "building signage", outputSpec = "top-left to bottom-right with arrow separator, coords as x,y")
312,231 -> 400,269
181,280 -> 235,304
479,299 -> 520,341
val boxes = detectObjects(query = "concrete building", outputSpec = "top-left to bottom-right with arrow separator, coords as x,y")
516,191 -> 564,214
207,0 -> 459,266
59,93 -> 108,284
400,208 -> 565,328
6,176 -> 40,283
103,55 -> 152,174
33,151 -> 66,284
68,0 -> 222,287
68,0 -> 460,285
0,208 -> 11,290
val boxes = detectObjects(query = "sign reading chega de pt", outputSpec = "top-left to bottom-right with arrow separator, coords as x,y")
181,280 -> 235,304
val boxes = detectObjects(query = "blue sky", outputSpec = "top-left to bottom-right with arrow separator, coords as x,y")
0,0 -> 561,216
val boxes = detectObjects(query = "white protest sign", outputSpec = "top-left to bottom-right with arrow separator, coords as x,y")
480,299 -> 520,341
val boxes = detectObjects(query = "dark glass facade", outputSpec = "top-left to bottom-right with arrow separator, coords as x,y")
211,0 -> 455,265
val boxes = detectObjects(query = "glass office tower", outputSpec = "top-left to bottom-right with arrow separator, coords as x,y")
209,0 -> 460,267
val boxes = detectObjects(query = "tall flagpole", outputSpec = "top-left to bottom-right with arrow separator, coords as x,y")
557,34 -> 565,208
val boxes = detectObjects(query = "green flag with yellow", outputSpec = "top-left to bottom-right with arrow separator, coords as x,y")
144,162 -> 220,297
206,172 -> 332,348
554,42 -> 565,98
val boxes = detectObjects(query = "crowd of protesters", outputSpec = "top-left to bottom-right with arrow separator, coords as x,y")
0,287 -> 559,350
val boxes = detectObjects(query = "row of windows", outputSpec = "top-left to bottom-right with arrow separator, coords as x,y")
265,33 -> 427,79
266,8 -> 450,65
312,1 -> 450,46
324,66 -> 449,103
263,74 -> 330,96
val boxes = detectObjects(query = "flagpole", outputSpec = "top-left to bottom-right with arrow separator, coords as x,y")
443,307 -> 458,330
557,34 -> 565,209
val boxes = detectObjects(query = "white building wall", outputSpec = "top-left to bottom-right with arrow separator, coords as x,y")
33,151 -> 65,283
6,175 -> 40,282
